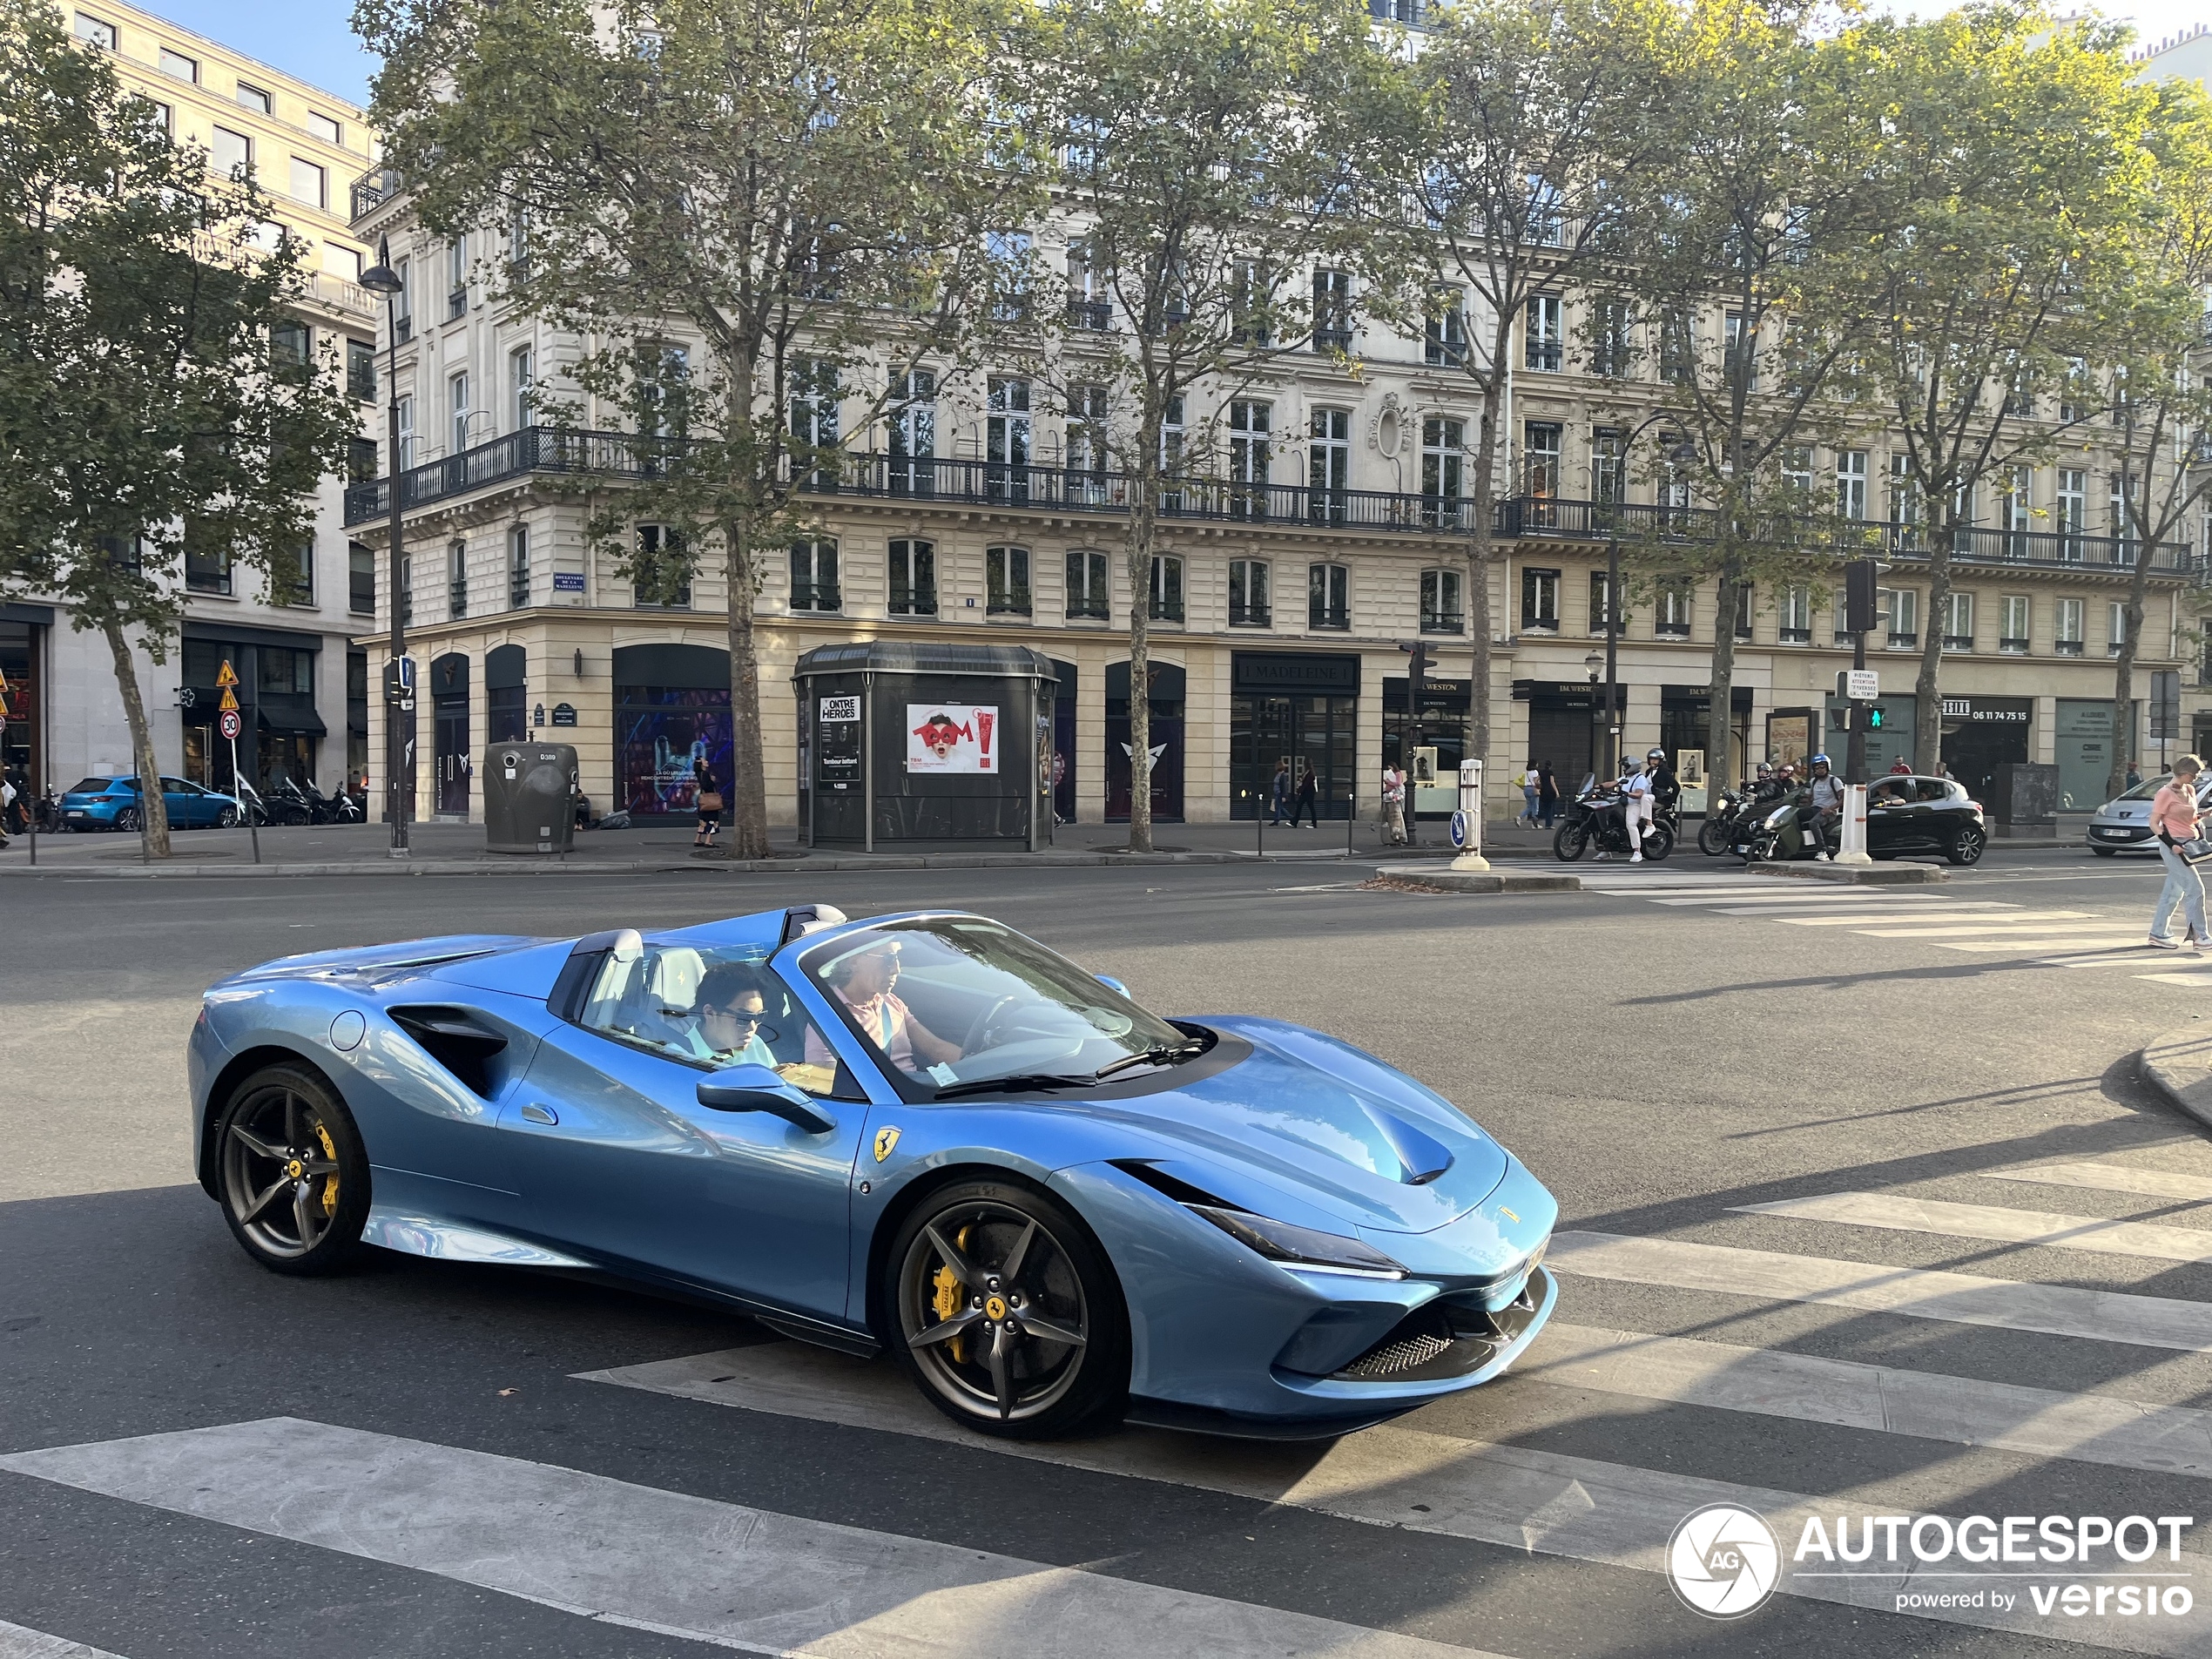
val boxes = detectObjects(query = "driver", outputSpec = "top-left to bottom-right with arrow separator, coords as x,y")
676,961 -> 779,1067
805,938 -> 961,1076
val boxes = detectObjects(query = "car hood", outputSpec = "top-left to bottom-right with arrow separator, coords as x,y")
1075,1015 -> 1510,1234
212,934 -> 541,990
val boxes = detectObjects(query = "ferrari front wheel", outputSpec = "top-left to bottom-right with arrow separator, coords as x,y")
215,1063 -> 370,1275
886,1178 -> 1127,1440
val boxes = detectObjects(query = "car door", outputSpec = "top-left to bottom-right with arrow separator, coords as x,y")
161,778 -> 204,827
1864,782 -> 1912,853
505,944 -> 874,1320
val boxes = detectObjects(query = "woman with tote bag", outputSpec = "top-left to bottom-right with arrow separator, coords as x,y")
2148,754 -> 2211,949
693,756 -> 724,849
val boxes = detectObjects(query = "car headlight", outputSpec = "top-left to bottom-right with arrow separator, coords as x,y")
1189,1204 -> 1406,1278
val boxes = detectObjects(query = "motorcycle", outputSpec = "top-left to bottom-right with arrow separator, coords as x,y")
1553,775 -> 1676,861
264,777 -> 317,826
1736,789 -> 1838,864
293,778 -> 363,825
1698,784 -> 1778,856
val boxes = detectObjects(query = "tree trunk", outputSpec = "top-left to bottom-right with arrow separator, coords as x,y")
2107,543 -> 2155,800
1912,521 -> 1955,775
1708,561 -> 1742,795
1123,475 -> 1156,853
1463,380 -> 1503,796
725,515 -> 771,860
99,615 -> 171,857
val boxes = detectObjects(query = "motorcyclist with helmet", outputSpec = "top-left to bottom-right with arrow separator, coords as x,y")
1615,752 -> 1655,862
1803,752 -> 1846,860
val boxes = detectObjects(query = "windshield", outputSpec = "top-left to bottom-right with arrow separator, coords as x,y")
799,916 -> 1190,1091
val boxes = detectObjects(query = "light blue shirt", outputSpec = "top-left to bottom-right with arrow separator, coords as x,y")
671,1026 -> 775,1069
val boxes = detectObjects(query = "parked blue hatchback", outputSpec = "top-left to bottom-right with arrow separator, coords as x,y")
60,776 -> 243,832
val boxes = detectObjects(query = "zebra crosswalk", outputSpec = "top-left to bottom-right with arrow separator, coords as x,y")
1574,867 -> 2203,983
15,1154 -> 2212,1656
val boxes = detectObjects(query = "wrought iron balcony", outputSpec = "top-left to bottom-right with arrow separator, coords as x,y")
349,166 -> 402,225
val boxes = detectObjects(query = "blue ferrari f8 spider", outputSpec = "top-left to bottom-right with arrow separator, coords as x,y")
189,904 -> 1557,1440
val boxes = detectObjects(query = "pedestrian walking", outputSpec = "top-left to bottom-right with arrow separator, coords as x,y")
1538,762 -> 1560,828
1380,764 -> 1406,845
1517,760 -> 1541,827
1270,759 -> 1291,826
1291,763 -> 1320,828
2148,753 -> 2212,950
692,756 -> 722,849
2128,760 -> 2144,790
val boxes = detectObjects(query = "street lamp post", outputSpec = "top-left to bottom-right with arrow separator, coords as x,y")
1596,415 -> 1697,785
357,243 -> 410,858
1584,651 -> 1603,781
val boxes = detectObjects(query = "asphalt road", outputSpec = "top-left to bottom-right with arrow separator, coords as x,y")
6,844 -> 2212,1659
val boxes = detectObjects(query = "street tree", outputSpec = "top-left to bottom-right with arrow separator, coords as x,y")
1851,7 -> 2153,774
1389,0 -> 1671,782
1614,0 -> 1882,794
1015,0 -> 1399,850
2101,84 -> 2212,793
357,0 -> 1041,859
0,0 -> 355,856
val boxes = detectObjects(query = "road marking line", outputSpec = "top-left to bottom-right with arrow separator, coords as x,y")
1735,1191 -> 2212,1265
1848,920 -> 2122,940
1765,908 -> 2051,926
0,1420 -> 1502,1659
1648,892 -> 1901,906
0,1621 -> 130,1659
2039,951 -> 2196,968
1985,1162 -> 2212,1204
1527,1321 -> 2212,1480
1548,1229 -> 2212,1350
577,1347 -> 2205,1656
2141,971 -> 2212,987
1937,935 -> 2155,953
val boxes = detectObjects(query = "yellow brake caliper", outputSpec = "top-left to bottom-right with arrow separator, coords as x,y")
931,1224 -> 972,1364
317,1123 -> 340,1216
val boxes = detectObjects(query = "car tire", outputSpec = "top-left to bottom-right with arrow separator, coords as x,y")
2092,846 -> 2117,858
216,806 -> 239,828
213,1062 -> 371,1276
1947,825 -> 1987,867
1553,822 -> 1588,861
113,806 -> 139,833
882,1176 -> 1128,1441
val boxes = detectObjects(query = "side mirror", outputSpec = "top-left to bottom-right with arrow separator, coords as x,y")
1094,974 -> 1131,999
697,1063 -> 837,1134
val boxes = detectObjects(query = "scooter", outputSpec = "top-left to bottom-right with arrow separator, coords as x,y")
1737,790 -> 1839,864
1699,784 -> 1779,856
1554,776 -> 1676,861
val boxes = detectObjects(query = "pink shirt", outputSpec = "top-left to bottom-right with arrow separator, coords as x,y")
2152,783 -> 2200,842
806,989 -> 918,1073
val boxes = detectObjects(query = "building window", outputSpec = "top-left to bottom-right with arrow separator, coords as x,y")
2000,594 -> 2029,653
1592,300 -> 1632,379
988,545 -> 1034,617
235,82 -> 272,115
211,125 -> 251,177
448,540 -> 468,619
1422,418 -> 1463,527
986,375 -> 1030,502
344,337 -> 375,401
1524,421 -> 1563,502
307,111 -> 342,146
448,371 -> 470,455
2056,597 -> 2085,654
73,13 -> 117,50
507,205 -> 529,271
1425,292 -> 1466,368
1308,408 -> 1351,525
1229,559 -> 1271,627
509,347 -> 534,431
1159,395 -> 1185,509
273,320 -> 310,365
1521,566 -> 1561,632
1524,294 -> 1563,371
888,538 -> 936,617
1420,568 -> 1463,634
185,540 -> 231,596
1781,583 -> 1812,643
446,236 -> 468,319
888,368 -> 935,496
1309,563 -> 1349,631
2056,469 -> 2086,556
1836,450 -> 1868,521
347,435 -> 376,484
1067,550 -> 1109,621
1735,583 -> 1754,640
280,542 -> 314,606
508,525 -> 530,608
1723,311 -> 1757,391
1780,446 -> 1814,503
1889,454 -> 1922,548
1228,401 -> 1270,518
1589,570 -> 1615,635
158,47 -> 196,81
141,98 -> 172,135
256,645 -> 314,696
1882,587 -> 1919,649
288,158 -> 325,209
1656,579 -> 1692,637
1943,590 -> 1973,651
789,539 -> 840,612
2112,474 -> 2138,555
391,257 -> 411,343
1592,427 -> 1624,509
348,542 -> 376,615
986,229 -> 1032,321
1149,555 -> 1184,623
394,393 -> 415,470
2002,466 -> 2033,556
633,524 -> 691,608
1312,268 -> 1352,353
2109,601 -> 2129,657
1067,242 -> 1109,330
1659,311 -> 1694,384
1065,383 -> 1107,502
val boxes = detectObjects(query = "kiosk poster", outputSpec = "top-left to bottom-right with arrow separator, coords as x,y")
906,704 -> 999,773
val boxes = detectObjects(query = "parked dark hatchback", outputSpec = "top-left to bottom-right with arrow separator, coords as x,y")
1863,774 -> 1988,865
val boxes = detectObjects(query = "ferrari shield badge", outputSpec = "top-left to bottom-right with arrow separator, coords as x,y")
873,1126 -> 901,1163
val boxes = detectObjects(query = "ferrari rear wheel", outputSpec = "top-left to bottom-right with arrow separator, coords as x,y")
886,1178 -> 1127,1440
215,1063 -> 369,1275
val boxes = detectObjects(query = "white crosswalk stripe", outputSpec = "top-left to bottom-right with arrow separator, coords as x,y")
1987,1160 -> 2212,1203
0,1622 -> 128,1659
1737,1190 -> 2212,1264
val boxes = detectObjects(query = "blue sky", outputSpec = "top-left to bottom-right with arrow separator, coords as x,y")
139,0 -> 376,105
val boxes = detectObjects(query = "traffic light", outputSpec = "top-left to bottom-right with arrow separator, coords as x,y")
1844,559 -> 1880,636
1866,705 -> 1884,729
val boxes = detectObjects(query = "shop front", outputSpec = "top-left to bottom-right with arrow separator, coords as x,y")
488,644 -> 529,743
1232,652 -> 1359,819
1049,658 -> 1077,825
178,627 -> 325,794
2055,698 -> 2123,809
613,642 -> 731,817
1939,696 -> 2033,803
1107,660 -> 1184,822
1520,681 -> 1607,786
1,605 -> 48,796
1384,677 -> 1469,817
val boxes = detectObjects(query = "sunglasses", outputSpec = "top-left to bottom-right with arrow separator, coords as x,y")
705,1005 -> 765,1025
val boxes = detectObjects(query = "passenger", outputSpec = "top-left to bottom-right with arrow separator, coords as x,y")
679,961 -> 779,1067
806,938 -> 961,1076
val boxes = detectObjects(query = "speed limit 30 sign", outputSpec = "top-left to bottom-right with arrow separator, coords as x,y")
219,709 -> 241,741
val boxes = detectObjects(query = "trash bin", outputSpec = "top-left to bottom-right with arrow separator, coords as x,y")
483,742 -> 578,854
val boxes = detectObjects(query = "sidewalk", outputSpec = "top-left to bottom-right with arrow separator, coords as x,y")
0,814 -> 1551,878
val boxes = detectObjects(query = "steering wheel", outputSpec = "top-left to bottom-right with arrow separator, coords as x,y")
963,993 -> 1026,1054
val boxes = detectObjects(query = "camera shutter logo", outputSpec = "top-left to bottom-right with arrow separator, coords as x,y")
1667,1503 -> 1781,1619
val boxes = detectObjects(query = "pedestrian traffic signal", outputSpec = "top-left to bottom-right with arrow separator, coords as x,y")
1866,705 -> 1884,729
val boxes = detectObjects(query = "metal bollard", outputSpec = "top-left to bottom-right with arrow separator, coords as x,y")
1834,782 -> 1872,866
1451,759 -> 1490,872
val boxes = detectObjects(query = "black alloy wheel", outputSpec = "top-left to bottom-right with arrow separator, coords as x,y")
886,1178 -> 1127,1440
215,1063 -> 370,1274
1553,821 -> 1589,861
1947,823 -> 1987,867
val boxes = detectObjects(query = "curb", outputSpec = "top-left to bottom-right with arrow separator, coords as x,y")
1372,863 -> 1582,894
2139,1022 -> 2212,1135
1747,860 -> 1949,885
0,848 -> 1390,879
